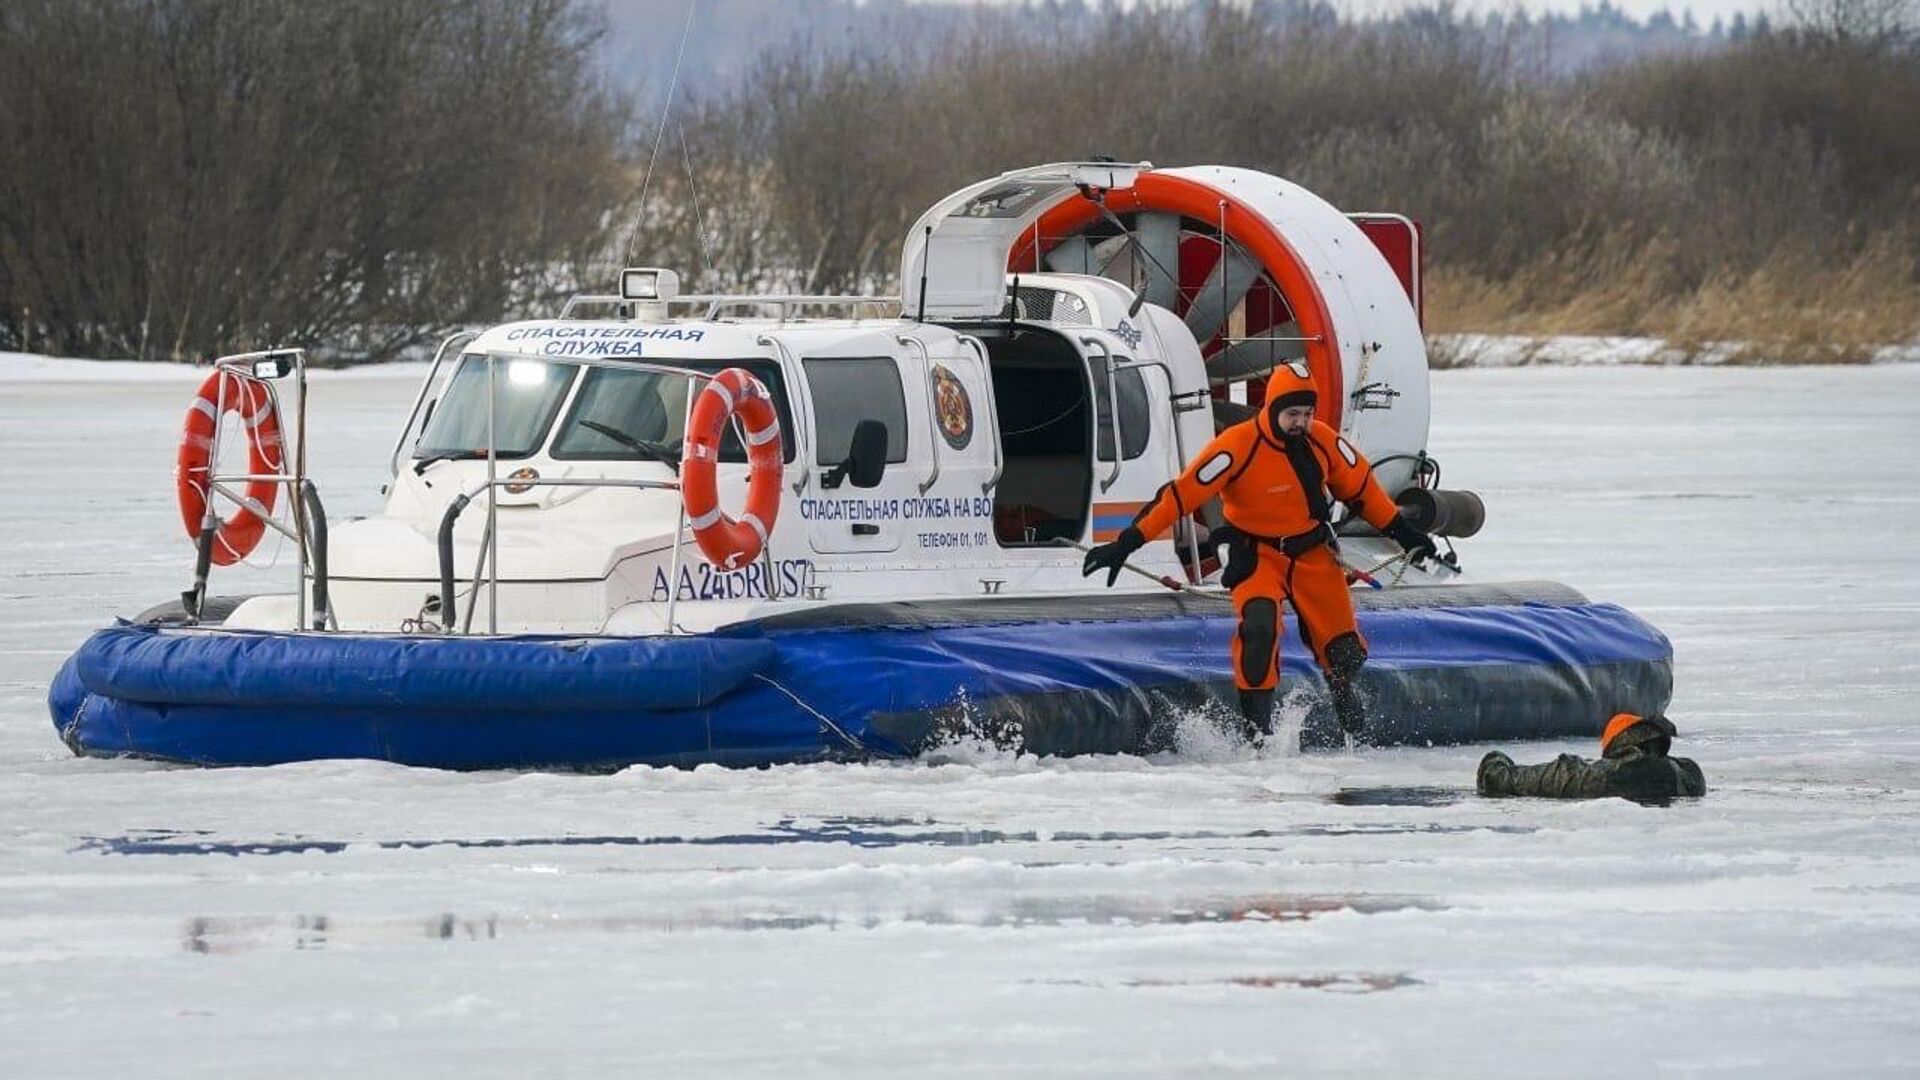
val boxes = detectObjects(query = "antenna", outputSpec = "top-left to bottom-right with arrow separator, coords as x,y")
623,0 -> 699,267
676,120 -> 714,280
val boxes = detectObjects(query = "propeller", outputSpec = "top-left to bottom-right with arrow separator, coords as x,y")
1183,244 -> 1261,343
1044,233 -> 1130,276
1135,212 -> 1181,310
1207,322 -> 1306,386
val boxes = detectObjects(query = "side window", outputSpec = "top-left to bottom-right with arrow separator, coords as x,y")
802,357 -> 910,465
1093,365 -> 1152,461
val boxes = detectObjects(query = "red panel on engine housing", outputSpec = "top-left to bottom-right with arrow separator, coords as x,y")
1350,214 -> 1424,329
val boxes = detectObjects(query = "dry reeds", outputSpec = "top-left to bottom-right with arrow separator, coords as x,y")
1660,241 -> 1920,363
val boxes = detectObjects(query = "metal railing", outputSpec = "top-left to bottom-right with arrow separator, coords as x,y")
1109,353 -> 1205,583
757,333 -> 814,495
561,293 -> 899,323
185,342 -> 796,637
389,329 -> 478,478
429,351 -> 801,636
894,333 -> 943,495
956,335 -> 1004,496
1080,335 -> 1125,494
188,349 -> 333,631
435,473 -> 686,636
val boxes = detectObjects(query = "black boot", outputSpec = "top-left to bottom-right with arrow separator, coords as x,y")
1327,675 -> 1367,737
1236,689 -> 1275,743
1323,634 -> 1369,738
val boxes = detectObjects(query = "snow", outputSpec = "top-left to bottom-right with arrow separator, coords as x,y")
3,360 -> 1919,1076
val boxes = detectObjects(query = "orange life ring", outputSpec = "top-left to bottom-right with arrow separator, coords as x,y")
682,368 -> 783,570
175,370 -> 285,566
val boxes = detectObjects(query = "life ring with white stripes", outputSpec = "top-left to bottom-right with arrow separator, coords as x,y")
175,370 -> 285,566
682,368 -> 783,570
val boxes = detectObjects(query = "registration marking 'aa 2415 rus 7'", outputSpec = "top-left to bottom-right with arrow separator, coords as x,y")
649,558 -> 811,602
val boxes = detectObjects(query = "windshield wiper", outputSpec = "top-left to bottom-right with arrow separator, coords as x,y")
579,420 -> 681,474
413,450 -> 486,476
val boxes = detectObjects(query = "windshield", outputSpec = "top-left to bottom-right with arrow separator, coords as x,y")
551,359 -> 795,464
414,355 -> 576,460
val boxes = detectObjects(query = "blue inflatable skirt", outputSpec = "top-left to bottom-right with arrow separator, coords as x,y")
49,582 -> 1671,769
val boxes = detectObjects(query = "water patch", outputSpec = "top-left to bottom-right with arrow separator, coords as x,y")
1037,972 -> 1421,994
1328,786 -> 1466,807
180,893 -> 1442,953
80,818 -> 1534,858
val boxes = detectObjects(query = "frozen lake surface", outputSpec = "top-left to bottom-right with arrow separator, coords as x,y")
3,361 -> 1917,1076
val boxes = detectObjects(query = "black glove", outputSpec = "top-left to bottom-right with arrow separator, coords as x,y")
1383,515 -> 1438,565
1081,526 -> 1145,587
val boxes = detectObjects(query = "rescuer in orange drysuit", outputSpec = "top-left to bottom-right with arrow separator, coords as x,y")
1081,362 -> 1436,741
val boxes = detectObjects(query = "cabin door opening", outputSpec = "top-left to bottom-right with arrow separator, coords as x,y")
967,327 -> 1093,547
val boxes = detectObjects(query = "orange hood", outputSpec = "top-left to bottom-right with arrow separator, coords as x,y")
1257,361 -> 1319,441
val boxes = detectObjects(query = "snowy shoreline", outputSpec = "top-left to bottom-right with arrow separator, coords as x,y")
1429,333 -> 1920,368
0,349 -> 432,382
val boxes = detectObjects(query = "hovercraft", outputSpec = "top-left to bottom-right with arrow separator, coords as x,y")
50,162 -> 1671,769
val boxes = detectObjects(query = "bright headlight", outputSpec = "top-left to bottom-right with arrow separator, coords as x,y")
507,360 -> 547,387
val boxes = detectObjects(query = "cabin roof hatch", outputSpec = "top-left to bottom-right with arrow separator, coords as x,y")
898,161 -> 1149,320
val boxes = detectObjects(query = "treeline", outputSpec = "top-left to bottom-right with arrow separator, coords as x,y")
595,0 -> 1773,102
3,1 -> 1916,362
639,0 -> 1919,360
0,0 -> 629,361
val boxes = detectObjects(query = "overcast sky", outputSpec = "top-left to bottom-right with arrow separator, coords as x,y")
934,0 -> 1783,27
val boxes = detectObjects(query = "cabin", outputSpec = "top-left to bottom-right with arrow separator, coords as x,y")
214,162 -> 1435,636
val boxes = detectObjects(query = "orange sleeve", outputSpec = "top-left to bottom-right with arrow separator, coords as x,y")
1315,423 -> 1399,530
1134,426 -> 1251,541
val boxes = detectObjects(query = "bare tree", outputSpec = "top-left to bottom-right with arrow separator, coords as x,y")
1780,0 -> 1916,42
0,0 -> 633,360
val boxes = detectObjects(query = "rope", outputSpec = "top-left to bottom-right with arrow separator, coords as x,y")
751,673 -> 894,759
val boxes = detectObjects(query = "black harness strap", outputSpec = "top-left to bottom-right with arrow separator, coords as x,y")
1215,429 -> 1339,561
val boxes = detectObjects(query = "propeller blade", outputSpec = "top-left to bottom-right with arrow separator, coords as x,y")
1183,245 -> 1261,343
1090,233 -> 1130,276
1136,213 -> 1181,310
1207,324 -> 1307,386
1043,235 -> 1093,274
1044,233 -> 1131,278
1211,398 -> 1257,434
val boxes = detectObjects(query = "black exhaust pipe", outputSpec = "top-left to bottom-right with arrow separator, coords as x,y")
437,493 -> 473,631
1395,488 -> 1486,538
301,481 -> 330,630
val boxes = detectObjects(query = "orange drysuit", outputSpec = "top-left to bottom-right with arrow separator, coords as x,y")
1132,363 -> 1401,694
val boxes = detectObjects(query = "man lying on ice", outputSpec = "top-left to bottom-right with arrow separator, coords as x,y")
1477,713 -> 1706,802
